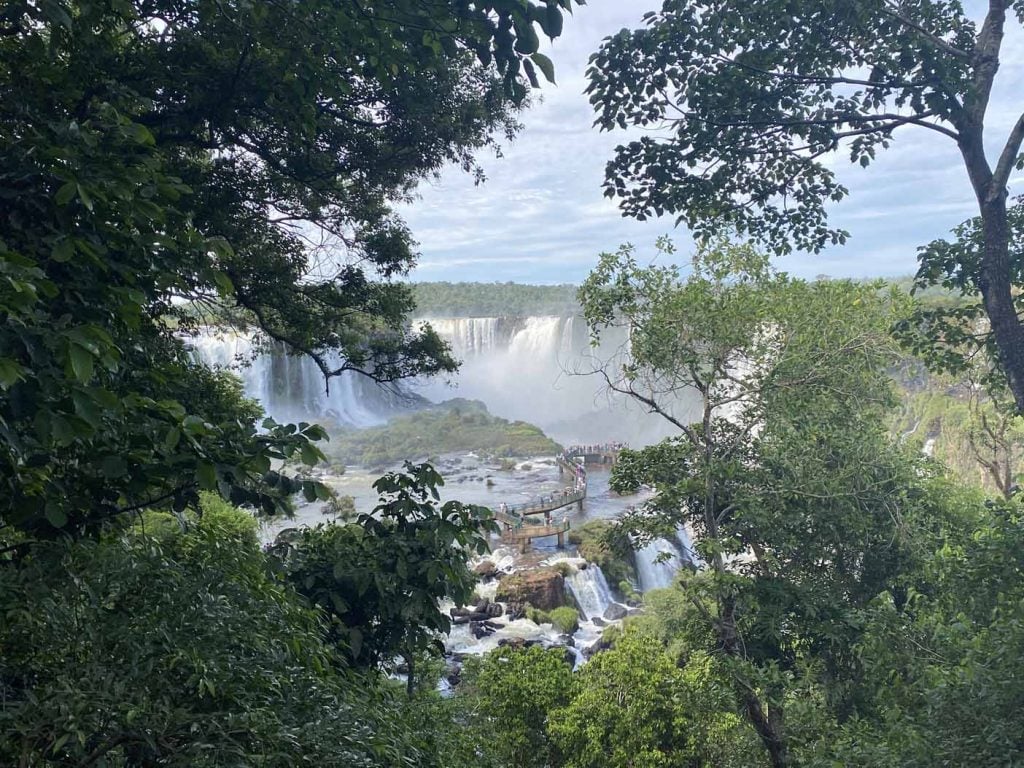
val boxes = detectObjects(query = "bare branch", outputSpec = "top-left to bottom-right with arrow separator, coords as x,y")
993,112 -> 1024,189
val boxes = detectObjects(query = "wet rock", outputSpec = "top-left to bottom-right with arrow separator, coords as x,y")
603,602 -> 628,621
471,620 -> 501,639
583,635 -> 615,659
445,665 -> 462,688
591,616 -> 607,628
496,568 -> 566,612
473,560 -> 499,580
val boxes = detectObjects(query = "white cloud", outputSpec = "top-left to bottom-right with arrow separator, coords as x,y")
398,0 -> 1024,284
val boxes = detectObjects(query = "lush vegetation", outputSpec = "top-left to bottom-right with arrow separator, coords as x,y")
566,520 -> 636,591
411,281 -> 581,317
6,1 -> 1024,766
324,399 -> 561,469
0,482 -> 492,765
0,0 -> 582,536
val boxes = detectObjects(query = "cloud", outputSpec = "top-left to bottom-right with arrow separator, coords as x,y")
398,0 -> 1024,284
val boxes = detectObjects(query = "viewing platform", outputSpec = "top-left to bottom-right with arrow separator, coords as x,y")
493,443 -> 624,552
498,516 -> 571,553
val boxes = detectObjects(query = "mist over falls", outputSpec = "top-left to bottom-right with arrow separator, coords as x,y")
424,315 -> 699,444
192,316 -> 696,445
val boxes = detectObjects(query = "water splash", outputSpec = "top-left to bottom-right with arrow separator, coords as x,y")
188,329 -> 396,427
566,565 -> 615,620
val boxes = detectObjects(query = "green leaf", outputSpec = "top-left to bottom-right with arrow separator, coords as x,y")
196,461 -> 217,490
523,58 -> 540,89
164,427 -> 181,451
68,343 -> 94,382
54,181 -> 77,206
300,441 -> 321,466
51,237 -> 75,262
302,481 -> 317,502
72,389 -> 101,427
45,503 -> 68,528
539,4 -> 563,38
0,358 -> 24,389
531,52 -> 556,84
76,184 -> 94,211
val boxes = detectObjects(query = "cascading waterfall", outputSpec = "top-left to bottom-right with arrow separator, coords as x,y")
188,329 -> 396,428
190,316 -> 697,445
414,315 -> 692,444
634,540 -> 685,592
566,565 -> 615,620
675,526 -> 701,567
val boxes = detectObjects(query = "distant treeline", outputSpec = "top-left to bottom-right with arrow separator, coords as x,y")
409,281 -> 581,317
409,277 -> 967,318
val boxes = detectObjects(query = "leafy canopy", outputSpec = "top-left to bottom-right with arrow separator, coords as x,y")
0,0 -> 582,536
270,462 -> 497,674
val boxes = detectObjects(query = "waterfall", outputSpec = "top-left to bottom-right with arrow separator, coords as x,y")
675,525 -> 700,567
189,316 -> 699,446
188,329 -> 396,428
566,565 -> 615,620
418,317 -> 502,358
634,540 -> 684,592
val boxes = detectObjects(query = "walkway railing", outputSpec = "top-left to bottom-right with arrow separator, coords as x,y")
492,444 -> 624,551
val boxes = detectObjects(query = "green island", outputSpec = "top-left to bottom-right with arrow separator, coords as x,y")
324,399 -> 562,469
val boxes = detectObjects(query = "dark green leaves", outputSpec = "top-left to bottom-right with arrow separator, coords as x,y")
272,462 -> 496,670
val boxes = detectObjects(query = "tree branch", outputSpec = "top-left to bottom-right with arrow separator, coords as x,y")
880,2 -> 972,61
993,112 -> 1024,190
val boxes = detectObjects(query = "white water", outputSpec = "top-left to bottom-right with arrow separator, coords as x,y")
189,316 -> 698,446
634,540 -> 685,592
566,565 -> 616,620
188,330 -> 396,428
416,316 -> 693,445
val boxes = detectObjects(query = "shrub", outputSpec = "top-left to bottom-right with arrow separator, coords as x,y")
526,605 -> 551,625
551,561 -> 575,577
549,606 -> 580,634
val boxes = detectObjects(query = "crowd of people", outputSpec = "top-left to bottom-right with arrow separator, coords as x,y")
563,441 -> 626,458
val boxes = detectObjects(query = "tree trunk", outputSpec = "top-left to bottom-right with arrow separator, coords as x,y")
978,199 -> 1024,413
718,595 -> 788,766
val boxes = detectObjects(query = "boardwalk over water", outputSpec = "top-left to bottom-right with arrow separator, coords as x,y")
496,444 -> 622,552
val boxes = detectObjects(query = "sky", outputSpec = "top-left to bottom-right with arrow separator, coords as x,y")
398,1 -> 1024,285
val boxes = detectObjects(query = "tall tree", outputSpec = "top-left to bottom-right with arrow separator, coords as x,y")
586,1 -> 1024,412
0,0 -> 581,536
579,240 -> 923,766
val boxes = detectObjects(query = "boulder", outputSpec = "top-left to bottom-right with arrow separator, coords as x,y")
591,616 -> 607,628
471,620 -> 500,639
473,560 -> 499,579
603,602 -> 628,621
496,568 -> 566,612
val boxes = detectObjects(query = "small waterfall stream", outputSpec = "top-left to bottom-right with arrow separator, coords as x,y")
565,565 -> 615,620
634,540 -> 685,592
